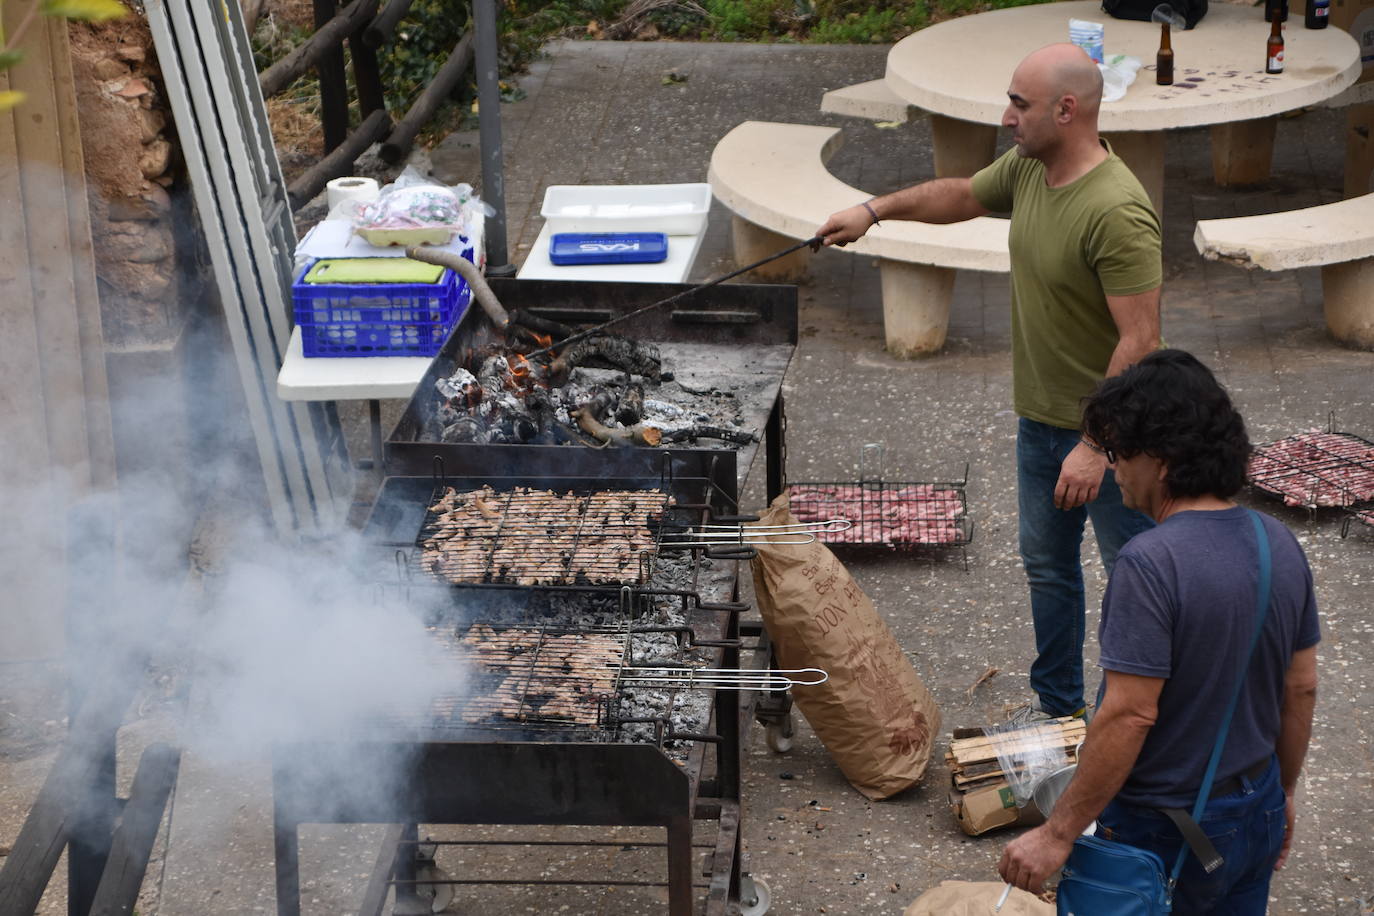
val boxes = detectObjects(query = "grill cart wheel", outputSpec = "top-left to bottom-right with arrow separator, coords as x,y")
739,874 -> 772,916
765,713 -> 794,754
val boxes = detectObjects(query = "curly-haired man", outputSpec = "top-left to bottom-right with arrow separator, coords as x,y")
997,349 -> 1320,913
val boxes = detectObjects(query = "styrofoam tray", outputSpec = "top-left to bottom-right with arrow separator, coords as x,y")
540,183 -> 711,235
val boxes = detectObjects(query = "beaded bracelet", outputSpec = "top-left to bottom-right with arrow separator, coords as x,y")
861,200 -> 881,226
1080,438 -> 1106,455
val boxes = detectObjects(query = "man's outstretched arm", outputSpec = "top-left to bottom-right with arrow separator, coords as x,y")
816,178 -> 990,246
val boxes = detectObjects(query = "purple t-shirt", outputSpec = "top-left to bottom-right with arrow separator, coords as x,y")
1098,506 -> 1320,808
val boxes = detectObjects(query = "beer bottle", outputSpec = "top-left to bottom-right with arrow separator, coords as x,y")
1264,0 -> 1288,21
1305,0 -> 1329,28
1157,22 -> 1174,85
1266,15 -> 1285,73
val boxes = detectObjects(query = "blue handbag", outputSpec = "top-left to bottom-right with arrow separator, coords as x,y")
1056,511 -> 1273,916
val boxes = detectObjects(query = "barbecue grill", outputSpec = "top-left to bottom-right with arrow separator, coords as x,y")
273,454 -> 781,915
1248,427 -> 1374,509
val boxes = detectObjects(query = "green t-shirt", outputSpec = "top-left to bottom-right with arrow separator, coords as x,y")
970,145 -> 1161,430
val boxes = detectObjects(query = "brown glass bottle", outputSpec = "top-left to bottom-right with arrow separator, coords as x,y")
1266,16 -> 1285,73
1157,23 -> 1174,85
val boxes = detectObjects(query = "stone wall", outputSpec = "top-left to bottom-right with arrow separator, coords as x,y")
68,16 -> 182,352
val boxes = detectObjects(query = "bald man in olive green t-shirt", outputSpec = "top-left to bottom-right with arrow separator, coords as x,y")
817,43 -> 1162,720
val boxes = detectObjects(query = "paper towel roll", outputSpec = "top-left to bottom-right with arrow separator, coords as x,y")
326,176 -> 380,209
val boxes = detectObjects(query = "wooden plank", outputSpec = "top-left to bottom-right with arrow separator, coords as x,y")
88,745 -> 182,916
0,657 -> 143,912
48,8 -> 117,492
8,13 -> 91,488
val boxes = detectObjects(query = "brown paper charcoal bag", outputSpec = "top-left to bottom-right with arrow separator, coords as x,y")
750,496 -> 941,799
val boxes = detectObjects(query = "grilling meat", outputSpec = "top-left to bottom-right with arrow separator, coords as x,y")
420,486 -> 669,586
452,625 -> 625,725
788,483 -> 967,546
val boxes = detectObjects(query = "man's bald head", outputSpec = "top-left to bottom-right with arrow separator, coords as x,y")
1016,43 -> 1104,118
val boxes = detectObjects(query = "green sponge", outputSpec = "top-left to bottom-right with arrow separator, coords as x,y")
303,257 -> 446,285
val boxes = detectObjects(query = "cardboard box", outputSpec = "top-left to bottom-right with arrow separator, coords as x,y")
950,781 -> 1046,836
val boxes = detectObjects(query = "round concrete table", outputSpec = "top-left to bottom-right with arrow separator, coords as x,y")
886,0 -> 1361,211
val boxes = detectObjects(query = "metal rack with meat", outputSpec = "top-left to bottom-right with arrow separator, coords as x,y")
1247,426 -> 1374,510
787,445 -> 973,566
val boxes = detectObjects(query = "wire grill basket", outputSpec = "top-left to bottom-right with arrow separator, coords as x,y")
787,444 -> 973,551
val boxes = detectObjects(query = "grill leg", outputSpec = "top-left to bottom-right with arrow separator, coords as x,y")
667,815 -> 693,916
765,395 -> 785,504
273,815 -> 300,916
392,823 -> 429,915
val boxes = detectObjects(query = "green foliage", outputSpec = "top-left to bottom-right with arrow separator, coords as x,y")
380,0 -> 475,112
704,0 -> 777,39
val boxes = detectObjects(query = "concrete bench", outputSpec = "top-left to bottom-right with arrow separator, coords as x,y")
1194,193 -> 1374,348
820,79 -> 916,123
707,120 -> 1009,357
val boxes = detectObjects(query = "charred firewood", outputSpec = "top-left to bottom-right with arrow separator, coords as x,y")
442,416 -> 488,443
661,426 -> 757,445
510,309 -> 574,341
615,383 -> 644,426
582,387 -> 619,425
572,408 -> 662,448
550,334 -> 662,385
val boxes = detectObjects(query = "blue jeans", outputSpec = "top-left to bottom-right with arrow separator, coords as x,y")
1017,417 -> 1153,716
1096,757 -> 1287,914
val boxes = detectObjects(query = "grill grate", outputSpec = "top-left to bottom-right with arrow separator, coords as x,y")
415,485 -> 675,586
786,447 -> 972,551
787,482 -> 971,547
1247,430 -> 1374,509
426,623 -> 631,731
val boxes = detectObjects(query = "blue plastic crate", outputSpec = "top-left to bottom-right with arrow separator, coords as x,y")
292,259 -> 472,358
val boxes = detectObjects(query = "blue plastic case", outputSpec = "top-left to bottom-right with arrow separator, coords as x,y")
549,232 -> 669,266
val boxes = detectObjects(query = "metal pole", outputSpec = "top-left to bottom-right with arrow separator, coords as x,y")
472,0 -> 515,276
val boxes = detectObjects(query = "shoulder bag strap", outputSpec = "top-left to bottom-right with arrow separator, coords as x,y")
1165,509 -> 1273,893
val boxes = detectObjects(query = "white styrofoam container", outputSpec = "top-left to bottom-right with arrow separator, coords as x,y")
540,183 -> 712,236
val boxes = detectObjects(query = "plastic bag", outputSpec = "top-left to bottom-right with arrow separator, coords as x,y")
981,719 -> 1074,807
1099,54 -> 1143,102
336,166 -> 496,245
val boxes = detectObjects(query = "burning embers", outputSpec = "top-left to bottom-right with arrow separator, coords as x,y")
419,485 -> 670,586
429,326 -> 753,448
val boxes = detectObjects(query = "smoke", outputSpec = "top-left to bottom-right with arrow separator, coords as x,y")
1,187 -> 468,905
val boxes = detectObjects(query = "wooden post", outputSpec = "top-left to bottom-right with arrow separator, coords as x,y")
88,746 -> 182,916
314,0 -> 349,152
1211,117 -> 1278,187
